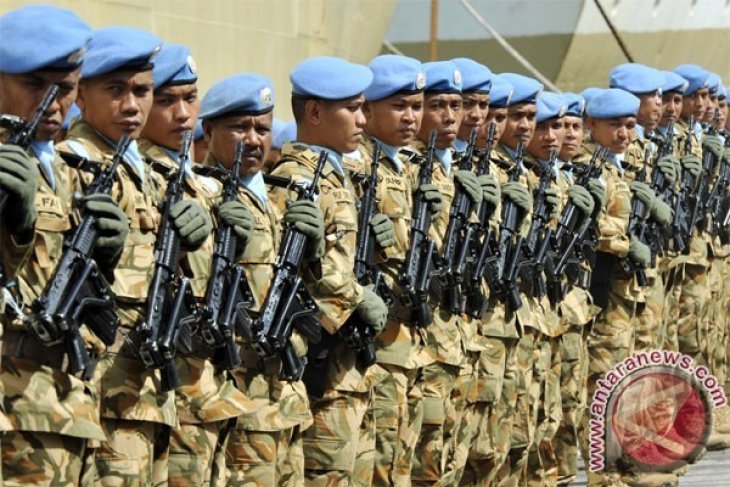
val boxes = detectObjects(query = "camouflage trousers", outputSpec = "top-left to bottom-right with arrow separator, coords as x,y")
494,328 -> 540,487
1,431 -> 93,486
461,337 -> 509,487
169,420 -> 229,487
94,418 -> 170,487
634,273 -> 664,352
554,327 -> 589,485
411,361 -> 460,485
225,424 -> 305,486
372,364 -> 422,487
303,390 -> 374,486
675,263 -> 710,364
441,351 -> 479,486
580,290 -> 638,486
706,256 -> 728,389
527,335 -> 563,487
659,265 -> 682,352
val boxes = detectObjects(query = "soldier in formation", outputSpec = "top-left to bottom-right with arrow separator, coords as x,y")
0,4 -> 729,487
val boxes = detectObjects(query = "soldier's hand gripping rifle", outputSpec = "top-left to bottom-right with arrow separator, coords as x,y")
30,133 -> 127,375
398,130 -> 438,326
524,149 -> 557,300
649,121 -> 676,252
671,116 -> 696,253
438,129 -> 478,314
199,141 -> 254,370
710,136 -> 730,242
251,152 -> 326,381
688,111 -> 721,236
0,84 -> 60,286
546,147 -> 606,305
622,146 -> 653,286
464,123 -> 498,317
138,130 -> 196,392
340,142 -> 391,368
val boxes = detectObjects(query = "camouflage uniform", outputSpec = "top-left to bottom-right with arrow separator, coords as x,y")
400,139 -> 465,486
138,141 -> 254,487
552,153 -> 602,486
576,141 -> 635,485
58,120 -> 175,486
346,135 -> 433,486
269,142 -> 379,487
0,139 -> 105,486
199,153 -> 312,487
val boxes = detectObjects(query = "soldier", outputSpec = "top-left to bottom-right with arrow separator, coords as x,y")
553,91 -> 605,486
193,119 -> 208,163
198,72 -> 324,485
461,74 -> 515,487
0,6 -> 129,485
267,56 -> 390,486
266,120 -> 296,173
350,54 -> 431,486
609,64 -> 676,354
400,60 -> 483,486
57,27 -> 213,485
137,43 -> 254,486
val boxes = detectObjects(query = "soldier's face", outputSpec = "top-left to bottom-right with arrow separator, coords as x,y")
501,103 -> 536,150
719,98 -> 728,130
528,117 -> 564,162
637,91 -> 662,131
480,107 -> 507,147
588,116 -> 636,154
142,83 -> 199,152
660,92 -> 683,127
77,69 -> 154,141
457,92 -> 489,141
0,69 -> 80,141
417,92 -> 463,150
681,88 -> 709,121
560,116 -> 583,161
363,92 -> 423,147
702,94 -> 719,125
314,96 -> 367,154
204,112 -> 272,177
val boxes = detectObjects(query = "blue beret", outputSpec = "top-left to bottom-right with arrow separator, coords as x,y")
364,55 -> 425,101
82,26 -> 162,79
273,121 -> 297,149
707,72 -> 722,95
193,120 -> 204,141
489,76 -> 513,108
200,73 -> 274,120
580,87 -> 603,107
586,88 -> 639,119
661,71 -> 689,94
451,58 -> 492,93
291,56 -> 373,100
500,73 -> 543,105
536,92 -> 567,123
716,83 -> 727,101
62,103 -> 81,130
422,61 -> 462,93
673,64 -> 711,95
609,63 -> 664,95
562,92 -> 585,117
0,5 -> 91,73
153,43 -> 197,90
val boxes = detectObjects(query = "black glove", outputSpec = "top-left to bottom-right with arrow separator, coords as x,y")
170,199 -> 213,250
285,199 -> 325,261
0,145 -> 38,234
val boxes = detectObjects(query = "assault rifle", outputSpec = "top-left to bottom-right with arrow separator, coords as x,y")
648,121 -> 676,253
687,110 -> 721,236
671,116 -> 696,253
622,145 -> 653,286
485,142 -> 526,312
398,131 -> 438,326
439,129 -> 478,314
523,149 -> 557,300
0,84 -> 60,286
252,152 -> 325,381
138,130 -> 196,391
339,142 -> 391,368
199,141 -> 254,370
30,133 -> 127,375
464,123 -> 498,317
